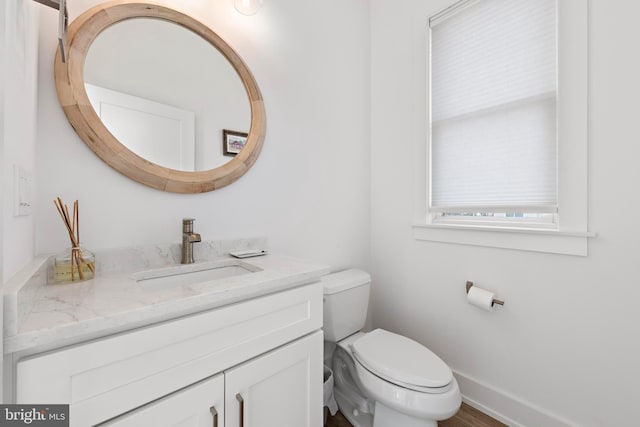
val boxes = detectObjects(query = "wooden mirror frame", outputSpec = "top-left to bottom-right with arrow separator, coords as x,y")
55,1 -> 266,193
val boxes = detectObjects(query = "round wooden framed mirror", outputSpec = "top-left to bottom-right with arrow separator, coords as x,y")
55,1 -> 266,193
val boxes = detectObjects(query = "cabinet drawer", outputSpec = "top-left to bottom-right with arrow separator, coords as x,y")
100,373 -> 224,427
17,283 -> 321,426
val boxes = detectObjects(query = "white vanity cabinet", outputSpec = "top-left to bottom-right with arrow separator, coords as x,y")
13,283 -> 323,427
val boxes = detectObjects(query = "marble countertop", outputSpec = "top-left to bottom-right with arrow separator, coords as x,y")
3,239 -> 330,355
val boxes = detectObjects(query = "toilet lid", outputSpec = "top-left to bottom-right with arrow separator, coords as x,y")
351,329 -> 453,389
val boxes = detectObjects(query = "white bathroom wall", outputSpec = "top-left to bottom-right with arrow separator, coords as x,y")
1,0 -> 39,283
1,0 -> 40,403
370,1 -> 640,426
35,0 -> 371,271
0,0 -> 6,292
0,0 -> 5,403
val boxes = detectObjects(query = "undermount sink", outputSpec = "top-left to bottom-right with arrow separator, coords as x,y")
134,260 -> 260,291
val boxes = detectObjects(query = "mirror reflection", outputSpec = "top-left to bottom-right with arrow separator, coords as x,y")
84,18 -> 251,172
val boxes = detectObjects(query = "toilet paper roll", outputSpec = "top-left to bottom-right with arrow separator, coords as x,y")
467,286 -> 496,312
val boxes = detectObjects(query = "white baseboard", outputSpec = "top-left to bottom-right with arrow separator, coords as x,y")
453,370 -> 580,427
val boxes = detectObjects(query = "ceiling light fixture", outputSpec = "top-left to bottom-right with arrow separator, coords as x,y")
234,0 -> 263,16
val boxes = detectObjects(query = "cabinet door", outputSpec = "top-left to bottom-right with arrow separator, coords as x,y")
100,373 -> 224,427
225,331 -> 323,427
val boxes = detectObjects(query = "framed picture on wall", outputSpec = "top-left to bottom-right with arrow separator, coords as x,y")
223,129 -> 248,156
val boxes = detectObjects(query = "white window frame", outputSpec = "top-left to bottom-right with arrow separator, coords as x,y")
413,0 -> 594,256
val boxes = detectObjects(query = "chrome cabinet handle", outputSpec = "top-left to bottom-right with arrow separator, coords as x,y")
236,393 -> 244,427
209,405 -> 218,427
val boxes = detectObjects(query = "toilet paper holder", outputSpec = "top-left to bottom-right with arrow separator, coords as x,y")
466,281 -> 504,306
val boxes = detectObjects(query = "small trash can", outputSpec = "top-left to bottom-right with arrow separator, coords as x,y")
323,365 -> 338,425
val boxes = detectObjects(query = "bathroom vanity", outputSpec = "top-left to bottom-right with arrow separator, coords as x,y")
2,239 -> 328,426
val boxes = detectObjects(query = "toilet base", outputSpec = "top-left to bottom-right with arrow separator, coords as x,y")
334,386 -> 373,427
374,402 -> 437,427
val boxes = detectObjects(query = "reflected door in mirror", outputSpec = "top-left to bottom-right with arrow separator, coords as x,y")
86,83 -> 196,170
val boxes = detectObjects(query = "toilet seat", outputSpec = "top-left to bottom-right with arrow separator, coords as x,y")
351,329 -> 453,393
352,348 -> 461,420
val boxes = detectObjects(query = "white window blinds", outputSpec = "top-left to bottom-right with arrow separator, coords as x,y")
429,0 -> 557,214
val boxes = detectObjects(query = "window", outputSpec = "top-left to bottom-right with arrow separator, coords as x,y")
414,0 -> 591,255
430,0 -> 557,228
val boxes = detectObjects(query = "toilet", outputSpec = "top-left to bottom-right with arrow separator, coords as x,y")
322,269 -> 461,427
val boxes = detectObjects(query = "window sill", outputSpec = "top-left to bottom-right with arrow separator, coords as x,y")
412,223 -> 596,256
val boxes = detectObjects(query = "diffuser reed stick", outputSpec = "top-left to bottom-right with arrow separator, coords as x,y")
53,197 -> 95,282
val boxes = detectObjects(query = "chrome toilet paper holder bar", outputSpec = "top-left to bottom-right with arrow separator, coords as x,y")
466,281 -> 504,306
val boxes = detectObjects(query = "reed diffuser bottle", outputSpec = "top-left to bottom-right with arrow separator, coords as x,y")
53,198 -> 95,283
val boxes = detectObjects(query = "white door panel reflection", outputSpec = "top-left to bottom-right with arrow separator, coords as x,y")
86,83 -> 195,171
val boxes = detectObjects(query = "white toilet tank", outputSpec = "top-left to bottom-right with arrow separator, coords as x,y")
322,269 -> 371,342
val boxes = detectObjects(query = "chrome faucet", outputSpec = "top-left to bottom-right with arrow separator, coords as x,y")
181,218 -> 201,264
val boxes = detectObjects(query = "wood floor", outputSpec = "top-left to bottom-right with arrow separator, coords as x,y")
325,403 -> 507,427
